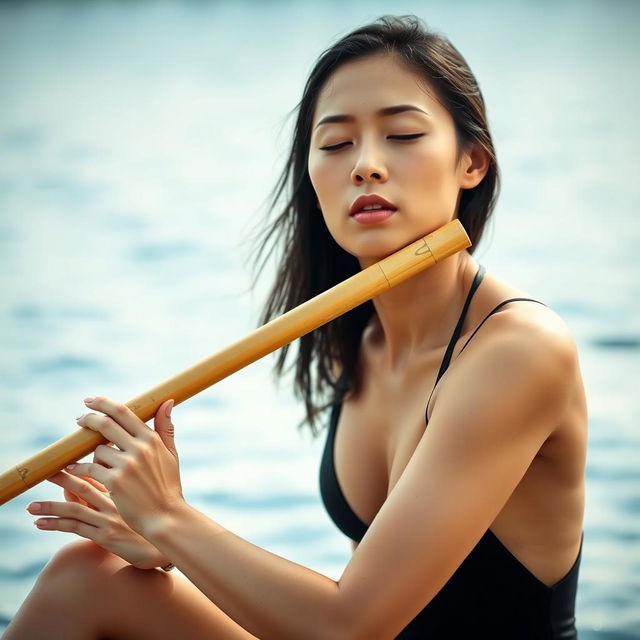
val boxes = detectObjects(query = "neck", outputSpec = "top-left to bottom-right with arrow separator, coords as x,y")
363,250 -> 478,370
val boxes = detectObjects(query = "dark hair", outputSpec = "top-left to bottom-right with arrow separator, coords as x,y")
253,15 -> 500,436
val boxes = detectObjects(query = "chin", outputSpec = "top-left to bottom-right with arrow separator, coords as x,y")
342,233 -> 417,264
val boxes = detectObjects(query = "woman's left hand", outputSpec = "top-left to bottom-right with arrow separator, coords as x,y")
69,396 -> 185,537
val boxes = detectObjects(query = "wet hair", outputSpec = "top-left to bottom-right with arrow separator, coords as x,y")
252,15 -> 500,436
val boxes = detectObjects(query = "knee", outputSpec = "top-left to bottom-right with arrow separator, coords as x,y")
40,540 -> 126,586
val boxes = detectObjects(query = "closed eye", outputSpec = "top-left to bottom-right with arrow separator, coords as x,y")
388,133 -> 425,141
319,133 -> 424,151
319,141 -> 352,151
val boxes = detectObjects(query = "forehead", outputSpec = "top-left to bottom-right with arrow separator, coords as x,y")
312,54 -> 443,124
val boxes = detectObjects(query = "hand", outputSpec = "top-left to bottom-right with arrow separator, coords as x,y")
28,471 -> 172,570
64,396 -> 185,537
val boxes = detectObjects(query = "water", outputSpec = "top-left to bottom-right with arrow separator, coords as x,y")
0,1 -> 639,637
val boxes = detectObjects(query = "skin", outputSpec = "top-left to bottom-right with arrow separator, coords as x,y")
5,54 -> 587,639
308,54 -> 479,267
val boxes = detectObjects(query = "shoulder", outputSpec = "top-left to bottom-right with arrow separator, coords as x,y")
434,301 -> 579,437
482,299 -> 578,376
478,301 -> 576,364
469,268 -> 579,379
479,299 -> 576,384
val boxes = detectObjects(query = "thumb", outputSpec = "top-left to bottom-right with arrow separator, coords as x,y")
154,399 -> 178,457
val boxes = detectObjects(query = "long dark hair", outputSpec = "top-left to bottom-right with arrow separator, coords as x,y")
253,15 -> 500,436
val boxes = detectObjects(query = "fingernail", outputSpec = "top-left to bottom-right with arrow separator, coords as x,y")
27,502 -> 41,512
84,397 -> 95,404
165,400 -> 174,418
34,519 -> 48,527
66,464 -> 76,471
76,413 -> 85,421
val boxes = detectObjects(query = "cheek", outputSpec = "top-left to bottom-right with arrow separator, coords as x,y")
309,168 -> 346,219
406,144 -> 459,194
308,158 -> 338,222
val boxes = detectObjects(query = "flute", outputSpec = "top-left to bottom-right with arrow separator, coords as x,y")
0,219 -> 470,506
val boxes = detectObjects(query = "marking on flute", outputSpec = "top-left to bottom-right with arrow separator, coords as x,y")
414,239 -> 431,256
17,467 -> 29,481
377,264 -> 391,288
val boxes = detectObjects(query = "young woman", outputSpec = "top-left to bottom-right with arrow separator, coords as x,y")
4,16 -> 587,639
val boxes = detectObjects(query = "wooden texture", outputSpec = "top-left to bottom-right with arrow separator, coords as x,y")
0,219 -> 470,505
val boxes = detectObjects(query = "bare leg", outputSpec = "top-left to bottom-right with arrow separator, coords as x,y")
3,540 -> 259,640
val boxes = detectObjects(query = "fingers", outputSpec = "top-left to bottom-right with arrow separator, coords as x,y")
32,516 -> 100,540
76,411 -> 134,451
47,471 -> 112,510
81,396 -> 150,438
64,461 -> 110,487
93,443 -> 122,469
153,399 -> 178,458
27,497 -> 103,529
78,474 -> 109,493
30,473 -> 111,538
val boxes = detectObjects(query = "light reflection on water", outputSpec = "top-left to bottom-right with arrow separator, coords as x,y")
0,1 -> 639,637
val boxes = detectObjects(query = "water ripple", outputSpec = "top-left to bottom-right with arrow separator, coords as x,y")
1,125 -> 43,149
0,561 -> 46,581
198,490 -> 317,510
591,335 -> 640,350
130,241 -> 204,262
29,356 -> 105,375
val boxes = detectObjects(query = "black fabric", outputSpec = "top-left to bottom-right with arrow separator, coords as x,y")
318,265 -> 581,639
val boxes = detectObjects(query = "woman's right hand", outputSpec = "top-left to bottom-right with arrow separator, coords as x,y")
27,469 -> 172,570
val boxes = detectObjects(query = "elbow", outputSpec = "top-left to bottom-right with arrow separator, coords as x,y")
312,604 -> 361,640
322,609 -> 394,640
315,585 -> 397,640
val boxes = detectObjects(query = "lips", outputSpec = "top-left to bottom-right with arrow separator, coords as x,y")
349,194 -> 397,216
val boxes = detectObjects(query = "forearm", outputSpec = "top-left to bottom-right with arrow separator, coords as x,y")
143,502 -> 348,640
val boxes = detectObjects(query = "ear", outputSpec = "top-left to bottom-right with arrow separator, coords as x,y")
459,144 -> 490,190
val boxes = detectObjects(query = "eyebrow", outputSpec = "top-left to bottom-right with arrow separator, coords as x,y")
314,104 -> 430,129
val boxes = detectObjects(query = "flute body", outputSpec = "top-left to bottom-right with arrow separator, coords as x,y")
0,219 -> 470,505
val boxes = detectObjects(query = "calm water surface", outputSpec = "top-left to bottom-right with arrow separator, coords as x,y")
0,1 -> 639,637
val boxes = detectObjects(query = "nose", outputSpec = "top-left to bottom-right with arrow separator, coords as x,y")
350,144 -> 388,185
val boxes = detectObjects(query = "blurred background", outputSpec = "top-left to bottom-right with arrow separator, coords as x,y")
0,0 -> 638,637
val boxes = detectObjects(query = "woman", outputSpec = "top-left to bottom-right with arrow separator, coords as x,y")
4,16 -> 587,639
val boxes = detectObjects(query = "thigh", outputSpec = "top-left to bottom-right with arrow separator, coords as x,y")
51,541 -> 260,640
101,566 -> 260,640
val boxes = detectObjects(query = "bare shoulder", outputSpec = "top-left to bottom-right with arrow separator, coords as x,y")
427,270 -> 583,432
476,271 -> 579,369
491,302 -> 576,359
424,307 -> 580,469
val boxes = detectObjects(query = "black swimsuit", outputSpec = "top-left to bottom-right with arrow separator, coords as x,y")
319,265 -> 581,639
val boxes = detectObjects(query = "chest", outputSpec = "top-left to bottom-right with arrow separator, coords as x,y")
332,378 -> 441,527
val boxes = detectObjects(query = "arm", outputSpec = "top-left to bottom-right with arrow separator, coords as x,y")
145,504 -> 344,640
142,317 -> 576,639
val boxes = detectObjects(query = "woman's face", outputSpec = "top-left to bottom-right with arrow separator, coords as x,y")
308,53 -> 486,265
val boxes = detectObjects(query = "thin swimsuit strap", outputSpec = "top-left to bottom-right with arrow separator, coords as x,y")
458,297 -> 549,357
322,265 -> 549,541
421,264 -> 486,421
434,264 -> 487,384
319,269 -> 582,628
424,265 -> 548,425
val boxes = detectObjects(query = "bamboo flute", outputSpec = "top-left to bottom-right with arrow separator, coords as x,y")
0,219 -> 470,506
